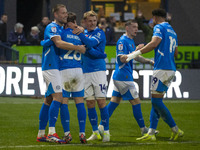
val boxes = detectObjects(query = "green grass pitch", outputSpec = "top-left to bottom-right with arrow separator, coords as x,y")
0,97 -> 200,150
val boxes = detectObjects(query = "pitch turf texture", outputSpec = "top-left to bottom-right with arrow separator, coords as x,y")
0,97 -> 200,150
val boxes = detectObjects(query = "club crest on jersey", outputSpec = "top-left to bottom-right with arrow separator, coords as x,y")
118,43 -> 123,50
51,27 -> 57,33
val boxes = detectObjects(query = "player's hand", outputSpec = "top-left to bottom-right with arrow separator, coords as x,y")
150,60 -> 154,66
136,44 -> 144,51
72,26 -> 84,35
120,55 -> 128,63
68,22 -> 77,29
77,45 -> 86,54
126,50 -> 142,62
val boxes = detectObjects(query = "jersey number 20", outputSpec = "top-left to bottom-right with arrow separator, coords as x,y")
64,51 -> 81,61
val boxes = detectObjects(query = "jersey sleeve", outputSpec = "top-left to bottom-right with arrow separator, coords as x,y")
78,30 -> 105,48
116,40 -> 128,64
46,25 -> 61,39
116,40 -> 127,56
85,48 -> 107,59
153,25 -> 163,39
40,39 -> 53,47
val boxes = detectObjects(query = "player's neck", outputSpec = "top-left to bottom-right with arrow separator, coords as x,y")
125,32 -> 134,39
54,20 -> 64,27
157,18 -> 165,24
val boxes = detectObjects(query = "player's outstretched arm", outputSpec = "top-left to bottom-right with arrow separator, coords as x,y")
134,55 -> 154,65
126,37 -> 161,62
51,36 -> 86,54
86,48 -> 107,59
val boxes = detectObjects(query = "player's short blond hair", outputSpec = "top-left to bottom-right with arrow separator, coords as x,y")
83,10 -> 97,20
52,4 -> 66,14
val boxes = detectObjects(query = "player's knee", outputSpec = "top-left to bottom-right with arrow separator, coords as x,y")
74,97 -> 84,104
62,97 -> 69,104
86,99 -> 96,108
97,98 -> 106,108
85,96 -> 95,101
44,96 -> 53,106
111,96 -> 121,104
52,92 -> 63,102
130,97 -> 140,105
151,90 -> 165,98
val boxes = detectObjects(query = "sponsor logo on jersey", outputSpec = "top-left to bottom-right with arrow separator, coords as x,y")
51,27 -> 57,33
118,43 -> 123,50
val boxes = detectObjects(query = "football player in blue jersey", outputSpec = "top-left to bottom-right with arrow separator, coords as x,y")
98,20 -> 154,137
59,12 -> 87,144
37,4 -> 86,144
126,8 -> 184,141
72,11 -> 110,142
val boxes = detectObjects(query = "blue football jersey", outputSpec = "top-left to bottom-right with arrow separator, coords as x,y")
113,34 -> 136,81
59,28 -> 83,70
153,22 -> 178,71
42,22 -> 63,71
78,27 -> 106,73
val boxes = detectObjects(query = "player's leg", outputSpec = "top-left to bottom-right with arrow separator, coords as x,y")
129,98 -> 148,135
99,82 -> 122,127
69,68 -> 87,143
137,70 -> 183,141
93,71 -> 110,142
60,97 -> 71,143
37,96 -> 52,142
99,96 -> 121,126
86,99 -> 101,141
43,70 -> 65,143
74,97 -> 87,143
60,69 -> 73,143
96,98 -> 110,142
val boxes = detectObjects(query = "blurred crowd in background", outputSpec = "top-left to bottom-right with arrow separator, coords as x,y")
0,8 -> 172,47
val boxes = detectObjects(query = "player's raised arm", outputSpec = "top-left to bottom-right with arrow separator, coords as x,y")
51,36 -> 86,54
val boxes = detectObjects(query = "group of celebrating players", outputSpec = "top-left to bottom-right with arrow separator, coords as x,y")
36,4 -> 184,144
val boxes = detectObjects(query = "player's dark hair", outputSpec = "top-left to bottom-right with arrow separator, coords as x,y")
52,4 -> 66,14
67,12 -> 76,23
125,20 -> 137,27
152,8 -> 166,18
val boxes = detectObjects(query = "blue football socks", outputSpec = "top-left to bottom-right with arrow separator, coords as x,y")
149,106 -> 160,129
100,101 -> 119,125
100,106 -> 109,130
60,104 -> 70,132
49,100 -> 61,127
151,97 -> 176,128
76,103 -> 86,133
132,104 -> 145,128
39,103 -> 49,130
88,107 -> 98,131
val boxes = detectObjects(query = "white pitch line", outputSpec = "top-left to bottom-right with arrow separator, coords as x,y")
0,141 -> 200,149
0,100 -> 199,104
